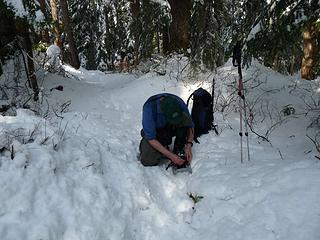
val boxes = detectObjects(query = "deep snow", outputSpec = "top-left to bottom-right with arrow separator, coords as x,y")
0,59 -> 319,240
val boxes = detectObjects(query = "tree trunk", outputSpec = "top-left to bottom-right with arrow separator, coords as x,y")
129,0 -> 141,67
36,0 -> 50,43
50,0 -> 62,47
167,0 -> 192,52
301,22 -> 318,80
162,22 -> 170,54
0,6 -> 17,76
16,19 -> 39,101
104,5 -> 113,70
213,0 -> 225,66
60,0 -> 80,69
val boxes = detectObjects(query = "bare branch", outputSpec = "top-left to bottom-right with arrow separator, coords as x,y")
306,134 -> 320,159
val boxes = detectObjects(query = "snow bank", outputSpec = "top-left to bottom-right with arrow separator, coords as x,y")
0,60 -> 320,240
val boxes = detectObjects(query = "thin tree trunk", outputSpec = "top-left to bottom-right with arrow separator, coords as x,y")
162,22 -> 170,54
104,5 -> 113,70
130,0 -> 141,67
301,21 -> 318,80
37,0 -> 50,43
60,0 -> 80,69
213,0 -> 225,66
16,20 -> 39,101
50,0 -> 62,47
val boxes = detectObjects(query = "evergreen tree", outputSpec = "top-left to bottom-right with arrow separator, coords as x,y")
103,3 -> 118,70
0,0 -> 16,76
70,0 -> 103,69
60,0 -> 80,69
0,0 -> 39,99
244,0 -> 320,78
190,0 -> 229,71
104,0 -> 130,70
129,0 -> 170,63
70,0 -> 130,70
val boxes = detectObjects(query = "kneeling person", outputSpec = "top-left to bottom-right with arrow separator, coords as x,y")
139,93 -> 194,167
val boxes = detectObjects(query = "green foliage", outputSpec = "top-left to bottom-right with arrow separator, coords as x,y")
21,0 -> 37,19
70,0 -> 106,69
140,1 -> 166,58
225,1 -> 267,59
0,0 -> 15,18
188,192 -> 204,204
190,0 -> 227,71
129,0 -> 170,60
33,41 -> 48,53
244,0 -> 320,76
246,23 -> 302,74
0,0 -> 17,76
281,105 -> 296,116
69,0 -> 173,70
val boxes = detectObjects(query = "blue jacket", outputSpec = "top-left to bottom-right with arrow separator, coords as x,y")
142,93 -> 193,140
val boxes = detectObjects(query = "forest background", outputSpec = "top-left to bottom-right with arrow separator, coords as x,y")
0,0 -> 319,88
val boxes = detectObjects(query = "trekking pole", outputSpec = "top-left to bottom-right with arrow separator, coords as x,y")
211,78 -> 219,135
233,41 -> 250,163
242,87 -> 250,162
238,71 -> 250,162
238,79 -> 244,163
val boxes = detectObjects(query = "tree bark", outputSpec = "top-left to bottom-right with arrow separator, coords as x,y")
50,0 -> 62,47
36,0 -> 50,43
301,21 -> 318,80
129,0 -> 141,67
213,0 -> 225,66
16,19 -> 39,101
167,0 -> 192,53
0,6 -> 17,76
60,0 -> 80,69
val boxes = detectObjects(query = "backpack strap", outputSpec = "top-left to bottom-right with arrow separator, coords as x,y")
186,93 -> 194,107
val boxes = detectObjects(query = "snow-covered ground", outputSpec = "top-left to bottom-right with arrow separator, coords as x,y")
0,60 -> 319,240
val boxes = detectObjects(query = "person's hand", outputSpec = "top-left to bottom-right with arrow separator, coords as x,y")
184,143 -> 193,163
170,154 -> 186,166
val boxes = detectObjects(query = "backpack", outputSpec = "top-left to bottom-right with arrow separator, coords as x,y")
187,88 -> 214,142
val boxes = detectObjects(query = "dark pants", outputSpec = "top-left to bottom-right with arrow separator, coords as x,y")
139,126 -> 188,166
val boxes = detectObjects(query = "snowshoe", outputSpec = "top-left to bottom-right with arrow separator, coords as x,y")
165,150 -> 192,174
166,160 -> 192,175
171,162 -> 192,175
